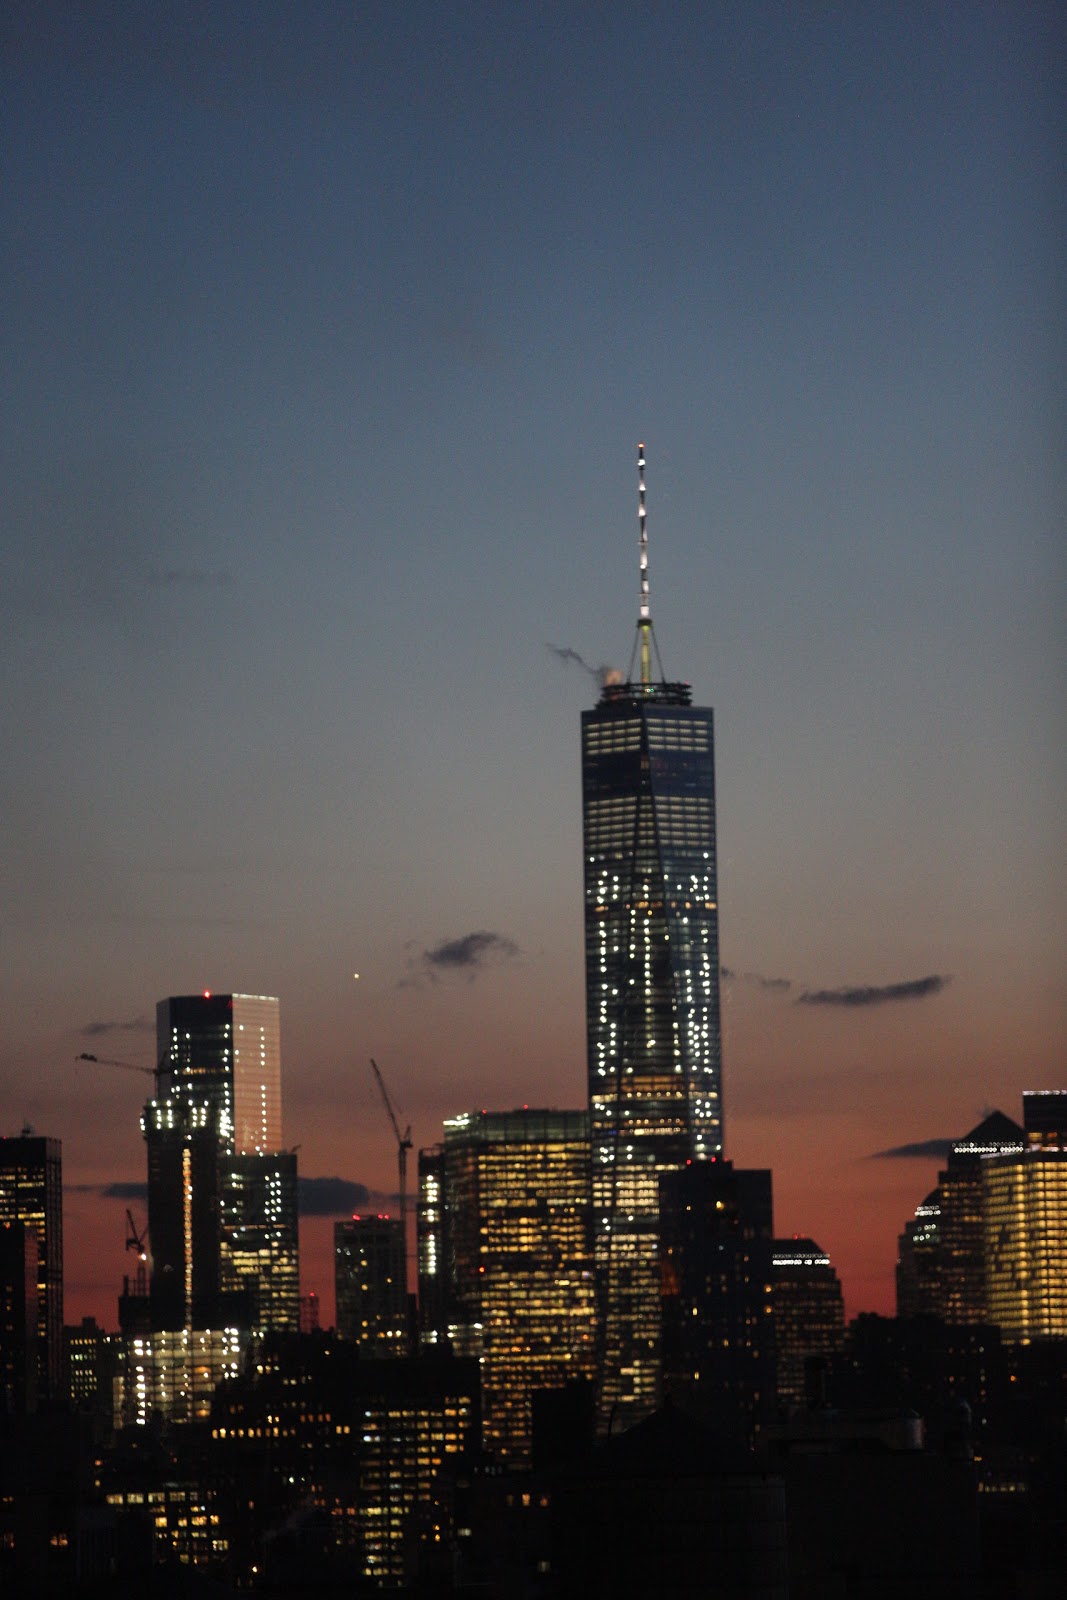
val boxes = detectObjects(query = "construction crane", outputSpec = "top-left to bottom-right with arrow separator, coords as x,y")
76,1050 -> 169,1085
125,1209 -> 149,1298
369,1057 -> 413,1241
76,1051 -> 153,1078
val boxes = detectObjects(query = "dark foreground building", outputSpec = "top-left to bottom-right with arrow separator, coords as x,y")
0,1133 -> 63,1402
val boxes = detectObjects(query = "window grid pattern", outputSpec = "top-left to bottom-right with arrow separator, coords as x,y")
582,693 -> 723,1429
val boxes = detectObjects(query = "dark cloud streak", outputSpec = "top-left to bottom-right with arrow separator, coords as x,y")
722,967 -> 793,994
423,930 -> 519,974
796,975 -> 950,1008
871,1139 -> 956,1161
298,1177 -> 370,1216
80,1017 -> 153,1038
99,1181 -> 148,1201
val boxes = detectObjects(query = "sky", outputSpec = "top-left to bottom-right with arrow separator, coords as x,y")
2,1 -> 1064,1328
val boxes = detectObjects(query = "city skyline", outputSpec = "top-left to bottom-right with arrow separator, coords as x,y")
3,5 -> 1063,1330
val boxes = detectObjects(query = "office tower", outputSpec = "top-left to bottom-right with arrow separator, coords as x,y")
896,1189 -> 943,1319
0,1221 -> 38,1413
0,1133 -> 63,1401
984,1092 -> 1067,1341
659,1161 -> 774,1450
771,1238 -> 845,1407
335,1214 -> 408,1355
583,447 -> 723,1428
895,1111 -> 1025,1323
418,1109 -> 596,1466
156,993 -> 282,1154
936,1112 -> 1024,1324
144,1115 -> 223,1330
139,995 -> 297,1358
219,1151 -> 299,1333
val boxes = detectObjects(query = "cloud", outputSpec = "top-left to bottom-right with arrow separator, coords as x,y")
721,967 -> 792,994
871,1139 -> 956,1161
100,1181 -> 149,1201
546,643 -> 613,686
80,1016 -> 153,1037
796,974 -> 951,1008
298,1177 -> 371,1217
149,569 -> 232,587
412,930 -> 520,982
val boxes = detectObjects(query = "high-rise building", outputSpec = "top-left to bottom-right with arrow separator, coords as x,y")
64,1314 -> 121,1419
418,1109 -> 596,1466
771,1237 -> 845,1407
582,447 -> 723,1427
219,1151 -> 299,1333
936,1112 -> 1024,1324
659,1161 -> 774,1450
984,1092 -> 1067,1342
0,1133 -> 63,1401
896,1189 -> 943,1320
335,1214 -> 408,1356
895,1111 -> 1026,1324
155,993 -> 282,1154
137,995 -> 297,1361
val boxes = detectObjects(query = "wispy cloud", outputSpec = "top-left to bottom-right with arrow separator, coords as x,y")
796,974 -> 951,1008
722,967 -> 793,994
298,1177 -> 371,1217
871,1138 -> 955,1161
79,1016 -> 153,1038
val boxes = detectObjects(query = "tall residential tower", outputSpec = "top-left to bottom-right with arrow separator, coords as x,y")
582,447 -> 723,1428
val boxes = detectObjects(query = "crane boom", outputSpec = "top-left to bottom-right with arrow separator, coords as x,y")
77,1051 -> 154,1078
369,1059 -> 414,1307
370,1057 -> 404,1146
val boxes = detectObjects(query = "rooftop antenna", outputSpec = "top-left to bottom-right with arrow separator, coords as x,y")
630,442 -> 666,687
638,442 -> 651,685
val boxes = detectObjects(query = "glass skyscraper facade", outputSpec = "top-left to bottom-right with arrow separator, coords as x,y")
139,994 -> 297,1343
417,1109 -> 596,1465
581,446 -> 725,1429
582,677 -> 723,1428
155,993 -> 282,1155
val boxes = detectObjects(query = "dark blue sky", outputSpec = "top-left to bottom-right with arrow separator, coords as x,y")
2,2 -> 1063,1321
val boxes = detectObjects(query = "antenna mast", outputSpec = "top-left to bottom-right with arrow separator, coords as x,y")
637,441 -> 651,686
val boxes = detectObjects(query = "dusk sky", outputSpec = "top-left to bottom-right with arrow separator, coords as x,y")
3,2 -> 1063,1327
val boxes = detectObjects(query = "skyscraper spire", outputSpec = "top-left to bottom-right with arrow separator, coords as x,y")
583,451 -> 723,1430
637,441 -> 651,686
